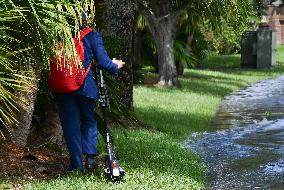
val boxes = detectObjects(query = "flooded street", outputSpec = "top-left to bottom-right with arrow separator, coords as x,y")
187,76 -> 284,189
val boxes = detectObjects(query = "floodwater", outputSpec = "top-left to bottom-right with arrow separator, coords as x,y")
187,76 -> 284,189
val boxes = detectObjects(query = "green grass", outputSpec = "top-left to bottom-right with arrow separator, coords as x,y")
5,46 -> 284,189
201,53 -> 241,69
134,67 -> 284,137
0,179 -> 13,189
276,45 -> 284,65
135,45 -> 284,137
24,130 -> 203,190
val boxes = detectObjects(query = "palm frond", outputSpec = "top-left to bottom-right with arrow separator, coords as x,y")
137,14 -> 146,30
174,40 -> 198,68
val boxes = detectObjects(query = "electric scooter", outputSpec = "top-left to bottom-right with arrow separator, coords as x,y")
94,65 -> 125,182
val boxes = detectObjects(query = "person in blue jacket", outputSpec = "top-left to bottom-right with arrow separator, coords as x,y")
55,12 -> 125,172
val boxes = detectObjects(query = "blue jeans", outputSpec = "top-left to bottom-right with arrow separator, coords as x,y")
56,94 -> 98,171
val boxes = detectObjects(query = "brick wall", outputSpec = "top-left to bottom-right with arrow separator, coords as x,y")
268,6 -> 284,45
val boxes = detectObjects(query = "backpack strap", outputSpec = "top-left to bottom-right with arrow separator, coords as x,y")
83,61 -> 93,78
80,27 -> 93,40
80,27 -> 94,76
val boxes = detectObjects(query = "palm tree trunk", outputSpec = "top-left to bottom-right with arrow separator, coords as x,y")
9,66 -> 40,147
101,0 -> 135,109
40,102 -> 64,146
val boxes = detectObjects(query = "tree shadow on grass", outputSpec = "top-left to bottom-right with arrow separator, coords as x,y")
146,63 -> 284,98
182,70 -> 249,84
146,72 -> 247,98
180,74 -> 248,97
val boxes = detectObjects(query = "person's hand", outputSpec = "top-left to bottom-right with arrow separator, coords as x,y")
112,58 -> 125,69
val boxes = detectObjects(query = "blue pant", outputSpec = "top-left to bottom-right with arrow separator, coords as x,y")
56,94 -> 98,171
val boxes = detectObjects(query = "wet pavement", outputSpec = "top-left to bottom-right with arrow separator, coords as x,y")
187,76 -> 284,189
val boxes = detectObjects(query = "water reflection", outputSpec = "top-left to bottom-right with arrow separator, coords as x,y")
187,76 -> 284,189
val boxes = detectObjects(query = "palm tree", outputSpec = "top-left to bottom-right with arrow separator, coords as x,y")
0,0 -> 92,145
0,3 -> 32,140
135,0 -> 254,87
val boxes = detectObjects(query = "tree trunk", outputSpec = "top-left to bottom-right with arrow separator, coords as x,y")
156,27 -> 180,87
138,1 -> 183,87
28,102 -> 65,147
38,102 -> 64,146
145,15 -> 180,87
9,66 -> 40,147
100,0 -> 135,110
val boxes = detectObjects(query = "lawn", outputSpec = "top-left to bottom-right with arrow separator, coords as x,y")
3,46 -> 284,190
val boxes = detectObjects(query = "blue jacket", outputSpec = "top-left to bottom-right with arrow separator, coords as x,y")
75,30 -> 118,99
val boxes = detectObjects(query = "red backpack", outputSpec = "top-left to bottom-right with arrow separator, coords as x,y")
48,28 -> 93,93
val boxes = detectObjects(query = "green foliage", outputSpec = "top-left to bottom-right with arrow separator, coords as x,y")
201,17 -> 251,54
190,30 -> 210,63
136,14 -> 146,30
0,179 -> 12,189
174,40 -> 198,69
249,0 -> 266,17
0,4 -> 30,132
136,29 -> 158,70
0,61 -> 20,129
176,0 -> 255,35
175,0 -> 256,58
136,29 -> 200,72
136,0 -> 256,72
